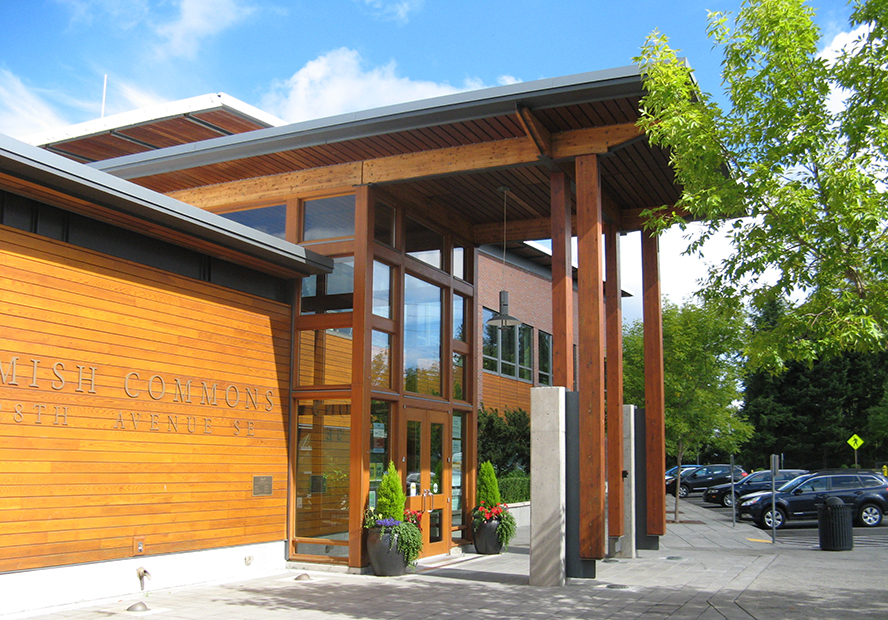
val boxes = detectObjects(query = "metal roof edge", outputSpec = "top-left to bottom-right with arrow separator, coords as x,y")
20,93 -> 287,147
92,65 -> 645,180
0,133 -> 331,277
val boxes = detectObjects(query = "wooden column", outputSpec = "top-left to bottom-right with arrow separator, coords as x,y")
575,154 -> 606,559
349,185 -> 374,566
550,171 -> 574,389
605,223 -> 624,536
641,231 -> 666,537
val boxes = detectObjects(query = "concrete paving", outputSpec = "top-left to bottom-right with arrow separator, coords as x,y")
11,497 -> 888,620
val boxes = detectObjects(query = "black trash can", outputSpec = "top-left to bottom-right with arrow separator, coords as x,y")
818,496 -> 853,551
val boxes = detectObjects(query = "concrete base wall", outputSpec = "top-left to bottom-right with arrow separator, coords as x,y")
0,541 -> 289,618
529,386 -> 566,587
506,501 -> 531,528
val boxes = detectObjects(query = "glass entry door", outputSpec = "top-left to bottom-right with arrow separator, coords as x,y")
401,408 -> 451,557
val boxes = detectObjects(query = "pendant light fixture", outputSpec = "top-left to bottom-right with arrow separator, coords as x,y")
487,186 -> 521,328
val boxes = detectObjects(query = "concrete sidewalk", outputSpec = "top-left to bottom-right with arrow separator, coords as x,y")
12,498 -> 888,619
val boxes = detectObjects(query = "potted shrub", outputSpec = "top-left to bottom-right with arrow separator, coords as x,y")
364,461 -> 423,575
472,461 -> 517,554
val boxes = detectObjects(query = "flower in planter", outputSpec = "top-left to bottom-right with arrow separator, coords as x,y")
364,462 -> 423,569
472,461 -> 517,550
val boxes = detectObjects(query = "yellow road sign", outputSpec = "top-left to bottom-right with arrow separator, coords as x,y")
848,434 -> 864,450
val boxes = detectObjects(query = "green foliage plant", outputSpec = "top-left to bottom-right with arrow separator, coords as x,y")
364,461 -> 422,566
634,0 -> 888,371
476,461 -> 501,506
472,461 -> 516,549
477,406 -> 530,476
375,461 -> 406,520
622,297 -> 754,521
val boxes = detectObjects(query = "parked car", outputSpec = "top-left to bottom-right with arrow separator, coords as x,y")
665,464 -> 700,480
703,469 -> 807,507
737,470 -> 888,529
666,464 -> 748,498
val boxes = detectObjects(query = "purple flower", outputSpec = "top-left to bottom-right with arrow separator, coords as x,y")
376,518 -> 402,528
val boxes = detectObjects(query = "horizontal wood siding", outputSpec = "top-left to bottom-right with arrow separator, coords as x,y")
0,225 -> 292,572
481,372 -> 531,413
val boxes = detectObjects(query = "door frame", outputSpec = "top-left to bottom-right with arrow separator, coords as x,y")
399,407 -> 452,557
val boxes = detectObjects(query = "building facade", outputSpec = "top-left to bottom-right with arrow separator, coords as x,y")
1,66 -> 674,615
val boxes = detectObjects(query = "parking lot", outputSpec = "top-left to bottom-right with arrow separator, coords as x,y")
681,491 -> 888,547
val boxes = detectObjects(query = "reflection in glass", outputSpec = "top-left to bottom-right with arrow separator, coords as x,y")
369,401 -> 390,509
297,328 -> 353,386
403,275 -> 442,396
370,330 -> 391,389
430,422 -> 443,495
406,420 -> 421,497
372,261 -> 392,318
452,245 -> 464,280
482,307 -> 498,372
453,294 -> 466,342
301,256 -> 354,314
500,324 -> 516,377
452,354 -> 466,401
405,217 -> 443,269
518,324 -> 533,381
452,413 -> 464,528
294,398 -> 351,557
303,195 -> 356,241
220,204 -> 286,239
374,202 -> 395,246
538,330 -> 552,386
429,509 -> 443,543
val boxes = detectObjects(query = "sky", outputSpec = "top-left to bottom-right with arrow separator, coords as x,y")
0,0 -> 861,323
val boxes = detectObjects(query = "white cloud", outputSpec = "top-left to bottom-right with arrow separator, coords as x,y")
262,48 -> 497,123
154,0 -> 254,59
0,70 -> 72,138
358,0 -> 424,24
818,23 -> 870,114
55,0 -> 151,29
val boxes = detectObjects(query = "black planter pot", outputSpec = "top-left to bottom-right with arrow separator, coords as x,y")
473,519 -> 504,554
366,528 -> 408,576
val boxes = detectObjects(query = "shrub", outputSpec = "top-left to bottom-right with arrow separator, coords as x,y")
499,469 -> 530,503
476,461 -> 501,507
376,461 -> 406,520
478,406 -> 530,476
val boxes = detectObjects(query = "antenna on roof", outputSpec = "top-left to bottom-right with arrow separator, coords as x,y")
101,75 -> 107,118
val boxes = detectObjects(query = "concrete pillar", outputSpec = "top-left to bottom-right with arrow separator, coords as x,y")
530,386 -> 566,587
616,404 -> 637,558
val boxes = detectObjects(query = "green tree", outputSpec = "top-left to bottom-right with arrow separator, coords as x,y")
375,461 -> 406,520
623,298 -> 753,519
476,461 -> 502,507
477,405 -> 530,476
635,0 -> 888,371
740,298 -> 888,469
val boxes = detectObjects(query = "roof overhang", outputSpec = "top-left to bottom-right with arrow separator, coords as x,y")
92,65 -> 648,180
0,133 -> 332,279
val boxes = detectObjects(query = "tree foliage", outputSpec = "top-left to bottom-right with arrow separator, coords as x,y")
475,461 -> 502,507
740,298 -> 888,469
477,405 -> 530,476
623,298 -> 754,464
635,0 -> 888,371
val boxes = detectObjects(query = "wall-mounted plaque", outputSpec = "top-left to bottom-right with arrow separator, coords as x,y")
252,475 -> 273,497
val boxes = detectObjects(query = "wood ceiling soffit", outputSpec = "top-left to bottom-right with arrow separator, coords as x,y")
473,216 -> 562,245
378,184 -> 474,241
184,113 -> 234,137
191,110 -> 265,134
166,162 -> 363,209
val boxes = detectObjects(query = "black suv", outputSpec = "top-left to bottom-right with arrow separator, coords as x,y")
703,469 -> 807,507
666,464 -> 747,498
737,470 -> 888,529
